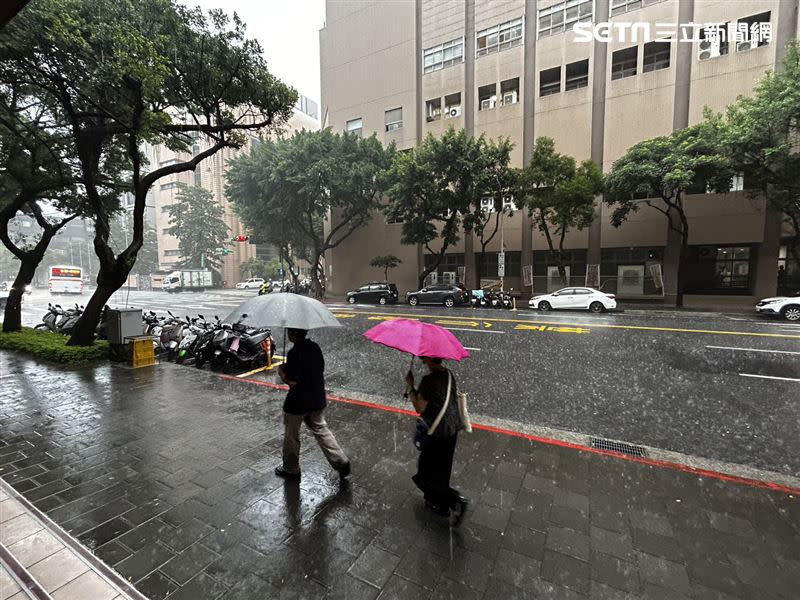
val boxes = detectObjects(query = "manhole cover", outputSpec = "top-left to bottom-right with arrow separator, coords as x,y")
590,437 -> 647,457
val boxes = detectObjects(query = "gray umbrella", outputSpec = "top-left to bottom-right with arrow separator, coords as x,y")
224,293 -> 342,330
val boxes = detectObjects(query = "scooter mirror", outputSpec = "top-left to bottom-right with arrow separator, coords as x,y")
198,314 -> 205,320
242,313 -> 248,318
168,310 -> 175,317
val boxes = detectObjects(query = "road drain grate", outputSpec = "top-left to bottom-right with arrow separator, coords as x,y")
591,438 -> 648,457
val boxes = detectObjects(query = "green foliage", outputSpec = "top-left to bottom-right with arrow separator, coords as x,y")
109,213 -> 158,276
384,128 -> 514,288
166,184 -> 229,271
0,328 -> 109,364
714,41 -> 800,260
370,254 -> 402,281
227,128 -> 394,297
240,256 -> 269,278
516,138 -> 602,281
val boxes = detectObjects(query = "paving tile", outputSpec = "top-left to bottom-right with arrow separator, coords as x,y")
545,526 -> 590,562
590,581 -> 638,599
639,583 -> 692,600
324,573 -> 380,600
636,551 -> 690,595
430,577 -> 483,600
218,573 -> 279,600
0,566 -> 21,600
77,516 -> 133,550
540,549 -> 590,595
7,528 -> 64,567
93,540 -> 133,566
165,571 -> 229,600
548,505 -> 589,535
394,546 -> 447,590
114,541 -> 175,583
442,547 -> 491,593
376,574 -> 426,600
481,577 -> 537,600
590,550 -> 640,594
348,543 -> 401,589
50,571 -> 118,600
28,548 -> 89,593
490,548 -> 542,591
0,499 -> 26,523
0,513 -> 42,546
468,503 -> 511,532
590,526 -> 636,562
159,542 -> 220,585
132,570 -> 177,600
157,517 -> 216,552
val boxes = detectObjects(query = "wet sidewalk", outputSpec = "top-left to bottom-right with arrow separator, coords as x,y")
0,351 -> 798,600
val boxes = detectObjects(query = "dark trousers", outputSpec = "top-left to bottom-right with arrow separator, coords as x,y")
412,434 -> 460,509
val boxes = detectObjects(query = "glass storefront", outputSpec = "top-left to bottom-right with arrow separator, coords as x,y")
685,245 -> 754,294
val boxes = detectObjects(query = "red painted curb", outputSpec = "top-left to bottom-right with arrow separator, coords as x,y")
222,374 -> 800,496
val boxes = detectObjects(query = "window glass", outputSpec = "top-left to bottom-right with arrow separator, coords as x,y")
385,107 -> 403,132
611,47 -> 638,80
423,38 -> 464,73
477,17 -> 523,57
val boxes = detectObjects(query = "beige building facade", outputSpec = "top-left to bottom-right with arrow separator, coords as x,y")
321,0 -> 800,305
151,98 -> 319,287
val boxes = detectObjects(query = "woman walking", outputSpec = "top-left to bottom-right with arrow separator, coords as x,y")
405,356 -> 469,525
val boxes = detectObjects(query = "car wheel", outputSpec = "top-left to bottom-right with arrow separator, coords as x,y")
409,296 -> 419,306
443,296 -> 454,308
348,296 -> 356,304
538,300 -> 552,312
589,301 -> 605,313
782,305 -> 800,321
379,296 -> 387,305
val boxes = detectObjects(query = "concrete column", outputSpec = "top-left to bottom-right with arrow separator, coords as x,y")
586,0 -> 609,267
415,0 -> 424,280
521,0 -> 538,291
463,0 -> 477,289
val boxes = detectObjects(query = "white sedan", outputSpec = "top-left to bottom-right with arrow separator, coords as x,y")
529,287 -> 616,313
755,294 -> 800,321
236,278 -> 265,290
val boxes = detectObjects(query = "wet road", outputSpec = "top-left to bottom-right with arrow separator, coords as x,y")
17,289 -> 800,478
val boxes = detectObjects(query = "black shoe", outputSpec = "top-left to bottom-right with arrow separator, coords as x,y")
450,497 -> 469,527
336,461 -> 351,480
274,466 -> 300,480
424,500 -> 450,517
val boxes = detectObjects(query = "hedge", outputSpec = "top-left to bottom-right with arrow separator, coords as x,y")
0,327 -> 109,364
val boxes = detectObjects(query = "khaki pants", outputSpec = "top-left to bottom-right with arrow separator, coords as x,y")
282,410 -> 348,474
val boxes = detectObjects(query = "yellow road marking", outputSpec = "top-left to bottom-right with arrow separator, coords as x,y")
367,315 -> 419,321
334,309 -> 800,339
484,322 -> 493,329
332,313 -> 356,318
515,324 -> 591,334
436,320 -> 479,327
236,357 -> 285,378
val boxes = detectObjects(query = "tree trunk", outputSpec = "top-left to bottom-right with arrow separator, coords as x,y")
67,279 -> 121,346
310,255 -> 325,299
2,253 -> 41,333
384,266 -> 389,281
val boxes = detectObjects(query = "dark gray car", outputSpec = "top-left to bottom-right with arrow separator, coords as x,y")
406,284 -> 469,308
346,282 -> 399,305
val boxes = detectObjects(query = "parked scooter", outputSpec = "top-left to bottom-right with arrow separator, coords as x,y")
219,319 -> 275,372
175,315 -> 209,364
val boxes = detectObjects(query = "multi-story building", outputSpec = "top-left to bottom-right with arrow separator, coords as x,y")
321,0 -> 799,305
151,95 -> 320,286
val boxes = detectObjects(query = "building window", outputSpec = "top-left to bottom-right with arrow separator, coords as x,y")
444,93 -> 462,118
426,98 -> 442,122
540,67 -> 561,96
500,78 -> 519,106
610,0 -> 665,17
565,59 -> 589,90
160,205 -> 172,213
476,17 -> 523,57
643,40 -> 670,72
480,196 -> 517,212
164,249 -> 181,257
160,181 -> 179,191
538,0 -> 593,38
478,84 -> 497,111
685,246 -> 752,293
346,118 -> 362,136
385,107 -> 403,132
478,251 -> 521,279
737,12 -> 771,52
423,38 -> 464,74
698,23 -> 730,60
162,228 -> 172,235
611,46 -> 638,80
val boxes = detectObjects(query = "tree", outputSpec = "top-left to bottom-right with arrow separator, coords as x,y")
516,138 -> 603,286
604,124 -> 734,306
109,212 -> 158,278
1,0 -> 296,345
385,128 -> 511,290
227,128 -> 394,298
715,42 -> 800,274
166,184 -> 229,272
369,255 -> 402,281
240,256 -> 268,279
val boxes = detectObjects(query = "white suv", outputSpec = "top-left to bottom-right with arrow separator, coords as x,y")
236,278 -> 265,290
756,294 -> 800,321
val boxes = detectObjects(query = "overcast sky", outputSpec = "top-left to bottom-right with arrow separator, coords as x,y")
177,0 -> 326,105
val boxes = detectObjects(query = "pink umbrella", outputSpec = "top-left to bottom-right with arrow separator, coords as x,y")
363,318 -> 470,361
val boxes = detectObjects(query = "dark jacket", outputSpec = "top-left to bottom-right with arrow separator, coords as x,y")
282,338 -> 327,415
418,370 -> 462,438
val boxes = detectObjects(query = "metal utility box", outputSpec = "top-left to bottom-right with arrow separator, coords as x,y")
107,308 -> 143,344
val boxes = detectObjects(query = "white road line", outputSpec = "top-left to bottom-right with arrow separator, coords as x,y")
739,373 -> 800,382
463,347 -> 481,351
443,327 -> 505,334
707,345 -> 800,355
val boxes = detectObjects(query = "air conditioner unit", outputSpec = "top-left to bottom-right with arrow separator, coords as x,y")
698,37 -> 722,60
502,91 -> 518,105
480,98 -> 495,110
425,272 -> 438,286
737,37 -> 758,52
442,271 -> 456,285
447,106 -> 461,117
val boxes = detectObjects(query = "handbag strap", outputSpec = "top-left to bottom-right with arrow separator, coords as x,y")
427,370 -> 452,435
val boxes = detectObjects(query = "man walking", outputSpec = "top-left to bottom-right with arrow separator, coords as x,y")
276,328 -> 351,480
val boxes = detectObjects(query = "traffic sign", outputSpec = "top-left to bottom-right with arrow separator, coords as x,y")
498,251 -> 505,277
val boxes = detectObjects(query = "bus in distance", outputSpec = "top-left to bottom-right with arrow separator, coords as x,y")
49,265 -> 84,294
